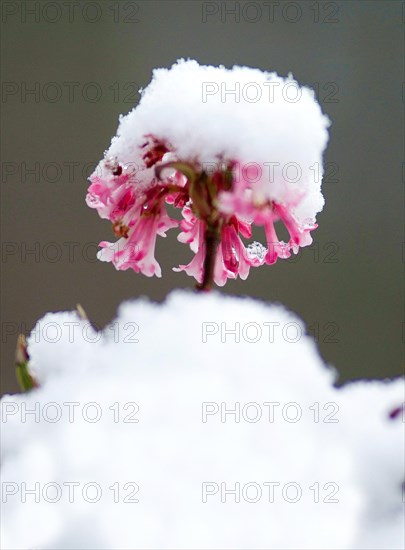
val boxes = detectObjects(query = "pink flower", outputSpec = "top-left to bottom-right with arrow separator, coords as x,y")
218,163 -> 316,267
98,197 -> 178,278
263,215 -> 291,265
87,60 -> 329,288
174,211 -> 263,286
86,172 -> 135,223
87,138 -> 319,287
274,203 -> 316,252
174,219 -> 206,282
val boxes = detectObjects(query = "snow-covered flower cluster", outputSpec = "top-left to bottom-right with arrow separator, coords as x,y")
1,292 -> 404,549
86,60 -> 330,287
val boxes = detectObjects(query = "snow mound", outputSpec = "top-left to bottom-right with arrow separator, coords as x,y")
1,291 -> 403,549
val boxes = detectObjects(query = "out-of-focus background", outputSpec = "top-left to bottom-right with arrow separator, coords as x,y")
1,1 -> 403,394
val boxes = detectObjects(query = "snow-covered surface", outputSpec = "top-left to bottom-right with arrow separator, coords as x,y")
1,291 -> 404,549
96,59 -> 330,221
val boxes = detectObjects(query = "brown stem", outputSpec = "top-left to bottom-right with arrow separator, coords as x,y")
197,224 -> 220,292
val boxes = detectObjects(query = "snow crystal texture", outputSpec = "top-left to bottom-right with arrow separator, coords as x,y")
1,291 -> 404,549
99,59 -> 330,221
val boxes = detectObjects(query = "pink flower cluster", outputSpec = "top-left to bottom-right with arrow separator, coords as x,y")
86,138 -> 317,286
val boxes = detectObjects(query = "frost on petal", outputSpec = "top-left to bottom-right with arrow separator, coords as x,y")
275,203 -> 316,252
247,241 -> 267,266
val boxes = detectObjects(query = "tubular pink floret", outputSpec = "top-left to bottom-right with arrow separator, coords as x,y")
86,60 -> 329,285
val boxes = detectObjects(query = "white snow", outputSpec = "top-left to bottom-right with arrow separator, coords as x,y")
94,60 -> 330,222
1,291 -> 403,549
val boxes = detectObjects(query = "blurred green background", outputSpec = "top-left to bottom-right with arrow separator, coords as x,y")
1,0 -> 404,394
